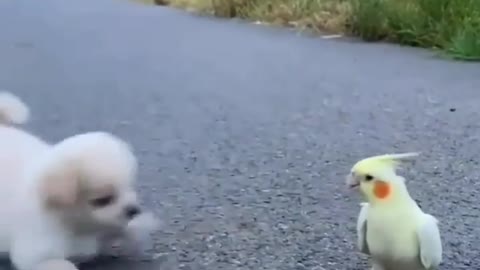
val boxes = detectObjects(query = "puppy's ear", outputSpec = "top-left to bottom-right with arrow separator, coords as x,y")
38,160 -> 81,209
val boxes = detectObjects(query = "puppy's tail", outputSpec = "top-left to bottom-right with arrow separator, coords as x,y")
0,91 -> 29,126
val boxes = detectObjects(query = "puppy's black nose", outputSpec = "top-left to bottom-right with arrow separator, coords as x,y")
125,205 -> 141,219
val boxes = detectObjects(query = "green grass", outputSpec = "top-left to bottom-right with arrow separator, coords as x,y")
349,0 -> 480,60
145,0 -> 480,61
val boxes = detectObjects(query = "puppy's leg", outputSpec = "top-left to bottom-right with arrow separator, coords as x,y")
33,259 -> 78,270
11,251 -> 78,270
10,233 -> 75,270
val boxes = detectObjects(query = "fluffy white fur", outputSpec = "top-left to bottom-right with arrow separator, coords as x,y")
0,92 -> 159,270
0,92 -> 29,125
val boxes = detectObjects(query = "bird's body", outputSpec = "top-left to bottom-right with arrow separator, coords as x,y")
347,153 -> 442,270
361,201 -> 438,270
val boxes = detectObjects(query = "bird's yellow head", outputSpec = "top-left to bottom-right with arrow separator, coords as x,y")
346,152 -> 419,201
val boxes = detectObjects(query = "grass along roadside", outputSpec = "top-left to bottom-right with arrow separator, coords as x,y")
155,0 -> 352,34
141,0 -> 480,61
350,0 -> 480,61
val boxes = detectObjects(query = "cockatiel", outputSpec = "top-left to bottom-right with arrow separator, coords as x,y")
346,153 -> 442,270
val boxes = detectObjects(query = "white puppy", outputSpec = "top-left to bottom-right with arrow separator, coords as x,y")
0,92 -> 158,270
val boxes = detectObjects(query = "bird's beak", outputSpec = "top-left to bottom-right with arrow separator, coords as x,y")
346,174 -> 359,189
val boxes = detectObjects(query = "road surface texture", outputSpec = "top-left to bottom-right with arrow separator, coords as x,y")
1,0 -> 480,269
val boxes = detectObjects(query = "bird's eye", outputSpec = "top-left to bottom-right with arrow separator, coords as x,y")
90,195 -> 116,208
365,174 -> 374,181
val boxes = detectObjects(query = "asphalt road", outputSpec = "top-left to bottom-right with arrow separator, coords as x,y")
1,0 -> 480,269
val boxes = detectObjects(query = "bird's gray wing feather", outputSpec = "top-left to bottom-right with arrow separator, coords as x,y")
356,202 -> 370,254
416,214 -> 442,269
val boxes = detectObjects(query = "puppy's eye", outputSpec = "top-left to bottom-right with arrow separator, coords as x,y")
90,195 -> 115,208
365,174 -> 374,181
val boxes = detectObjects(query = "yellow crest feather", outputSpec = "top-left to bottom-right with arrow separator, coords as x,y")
352,152 -> 420,175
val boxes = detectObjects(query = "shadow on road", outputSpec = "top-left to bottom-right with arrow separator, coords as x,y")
0,257 -> 164,270
79,257 -> 164,270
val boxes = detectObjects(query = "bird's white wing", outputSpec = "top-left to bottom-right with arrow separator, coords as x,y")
416,214 -> 442,269
356,202 -> 370,254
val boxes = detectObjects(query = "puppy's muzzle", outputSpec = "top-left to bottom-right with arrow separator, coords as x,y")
125,205 -> 141,220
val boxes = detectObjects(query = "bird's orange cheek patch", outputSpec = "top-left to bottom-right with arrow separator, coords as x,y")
373,181 -> 391,199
